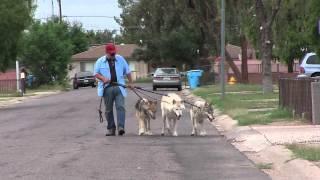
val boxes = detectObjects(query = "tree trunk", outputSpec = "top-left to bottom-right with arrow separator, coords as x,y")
261,27 -> 273,93
226,50 -> 241,81
240,34 -> 248,83
287,58 -> 294,73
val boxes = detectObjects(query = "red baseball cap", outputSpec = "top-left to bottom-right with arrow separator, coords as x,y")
105,43 -> 116,54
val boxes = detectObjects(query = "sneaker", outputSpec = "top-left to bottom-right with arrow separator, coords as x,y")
105,129 -> 116,136
118,127 -> 125,136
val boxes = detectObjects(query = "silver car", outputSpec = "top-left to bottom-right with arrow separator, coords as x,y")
152,68 -> 182,91
298,52 -> 320,78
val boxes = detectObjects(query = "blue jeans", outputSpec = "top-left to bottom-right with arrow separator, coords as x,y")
103,86 -> 125,130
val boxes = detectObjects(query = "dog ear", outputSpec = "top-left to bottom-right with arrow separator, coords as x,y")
172,99 -> 176,104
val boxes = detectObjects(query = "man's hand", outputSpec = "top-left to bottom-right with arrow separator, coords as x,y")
127,82 -> 134,90
102,77 -> 110,84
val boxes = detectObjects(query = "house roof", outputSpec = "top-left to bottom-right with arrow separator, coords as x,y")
72,44 -> 139,61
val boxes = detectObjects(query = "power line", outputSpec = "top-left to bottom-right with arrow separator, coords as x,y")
63,15 -> 117,18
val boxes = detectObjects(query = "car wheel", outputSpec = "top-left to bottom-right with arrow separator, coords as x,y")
92,84 -> 96,88
153,86 -> 157,91
177,86 -> 182,91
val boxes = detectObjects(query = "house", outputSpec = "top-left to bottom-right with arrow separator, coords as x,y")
69,44 -> 149,82
213,44 -> 300,83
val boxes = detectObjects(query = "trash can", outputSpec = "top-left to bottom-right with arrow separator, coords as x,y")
187,70 -> 203,90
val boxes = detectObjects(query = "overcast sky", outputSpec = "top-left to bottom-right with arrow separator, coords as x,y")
34,0 -> 122,31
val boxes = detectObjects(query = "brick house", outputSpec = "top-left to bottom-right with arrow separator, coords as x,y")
69,44 -> 149,82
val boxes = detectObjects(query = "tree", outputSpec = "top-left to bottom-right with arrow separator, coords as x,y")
307,0 -> 320,54
21,20 -> 73,85
117,0 -> 216,67
69,22 -> 89,54
255,0 -> 282,93
273,0 -> 311,73
86,29 -> 121,45
0,0 -> 33,71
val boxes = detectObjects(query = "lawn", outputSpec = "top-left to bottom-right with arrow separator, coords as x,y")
287,144 -> 320,162
193,84 -> 293,126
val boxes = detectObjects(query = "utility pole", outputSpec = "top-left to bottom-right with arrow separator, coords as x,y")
51,0 -> 54,18
220,0 -> 226,99
16,61 -> 20,93
57,0 -> 62,23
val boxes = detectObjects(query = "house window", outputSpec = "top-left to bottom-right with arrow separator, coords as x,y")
129,62 -> 136,71
80,62 -> 95,72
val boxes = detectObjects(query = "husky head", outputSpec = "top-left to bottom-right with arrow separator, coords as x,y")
172,99 -> 185,120
202,102 -> 214,122
141,99 -> 158,120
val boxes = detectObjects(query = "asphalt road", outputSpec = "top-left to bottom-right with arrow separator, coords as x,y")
0,84 -> 269,180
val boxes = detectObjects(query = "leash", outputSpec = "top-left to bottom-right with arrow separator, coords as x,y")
98,82 -> 203,123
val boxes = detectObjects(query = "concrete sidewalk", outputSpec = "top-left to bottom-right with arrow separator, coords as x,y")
186,88 -> 320,180
0,91 -> 61,108
213,114 -> 320,180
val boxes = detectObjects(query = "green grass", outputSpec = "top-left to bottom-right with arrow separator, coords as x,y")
256,163 -> 273,169
194,84 -> 269,94
28,83 -> 70,93
287,144 -> 320,161
193,84 -> 293,126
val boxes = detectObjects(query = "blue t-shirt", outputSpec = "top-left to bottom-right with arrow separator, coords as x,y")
94,55 -> 131,97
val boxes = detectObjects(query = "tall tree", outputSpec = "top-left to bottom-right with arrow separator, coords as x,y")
21,20 -> 73,85
0,0 -> 33,71
255,0 -> 282,93
68,22 -> 89,54
273,0 -> 311,73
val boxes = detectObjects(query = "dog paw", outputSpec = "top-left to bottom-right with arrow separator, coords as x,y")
139,132 -> 145,136
146,131 -> 153,135
173,132 -> 178,136
199,132 -> 206,136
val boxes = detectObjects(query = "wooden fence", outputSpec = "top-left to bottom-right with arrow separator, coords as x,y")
0,80 -> 17,95
279,78 -> 320,121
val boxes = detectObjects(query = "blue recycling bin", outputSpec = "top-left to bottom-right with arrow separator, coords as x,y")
187,70 -> 203,90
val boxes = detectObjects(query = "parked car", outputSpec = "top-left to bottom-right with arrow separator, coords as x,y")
152,67 -> 182,91
73,71 -> 96,89
298,52 -> 320,78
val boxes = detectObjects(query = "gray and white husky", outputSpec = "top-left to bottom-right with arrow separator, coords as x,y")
135,98 -> 158,135
190,100 -> 215,136
161,93 -> 185,136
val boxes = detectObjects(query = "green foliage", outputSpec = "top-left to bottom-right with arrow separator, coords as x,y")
308,0 -> 320,54
69,23 -> 89,54
86,29 -> 122,45
0,0 -> 33,71
21,20 -> 73,85
273,0 -> 312,71
117,0 -> 217,66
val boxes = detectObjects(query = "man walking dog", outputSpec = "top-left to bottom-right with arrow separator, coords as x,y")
94,43 -> 133,136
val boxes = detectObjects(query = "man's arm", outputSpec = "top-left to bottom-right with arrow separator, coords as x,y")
95,73 -> 110,84
126,73 -> 134,89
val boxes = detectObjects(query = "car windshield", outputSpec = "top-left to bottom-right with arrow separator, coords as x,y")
306,55 -> 320,64
77,71 -> 93,77
155,68 -> 177,75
